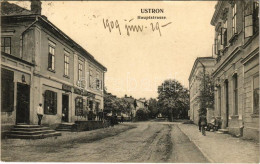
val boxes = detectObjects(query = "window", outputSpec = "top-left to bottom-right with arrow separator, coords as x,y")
1,37 -> 11,54
64,53 -> 69,76
89,100 -> 93,110
78,60 -> 83,81
253,75 -> 259,114
218,86 -> 222,116
232,3 -> 237,35
221,21 -> 228,47
89,68 -> 93,88
48,45 -> 55,71
233,74 -> 238,115
75,97 -> 83,116
253,1 -> 259,34
244,1 -> 259,37
1,68 -> 14,112
95,102 -> 100,113
44,90 -> 57,115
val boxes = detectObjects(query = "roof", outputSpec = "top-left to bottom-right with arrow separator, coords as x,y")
1,2 -> 107,71
188,57 -> 215,81
1,1 -> 32,16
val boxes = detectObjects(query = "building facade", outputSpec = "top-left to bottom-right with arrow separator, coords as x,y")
1,1 -> 107,130
211,0 -> 259,140
189,57 -> 215,125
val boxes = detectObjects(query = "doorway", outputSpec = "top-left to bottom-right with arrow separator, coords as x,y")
16,83 -> 30,124
62,94 -> 69,122
225,80 -> 229,128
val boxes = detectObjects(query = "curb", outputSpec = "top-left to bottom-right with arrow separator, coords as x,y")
177,124 -> 215,163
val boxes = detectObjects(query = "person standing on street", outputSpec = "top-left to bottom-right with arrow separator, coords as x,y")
199,113 -> 207,136
37,103 -> 44,125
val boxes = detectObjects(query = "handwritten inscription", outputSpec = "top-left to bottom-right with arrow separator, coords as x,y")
103,18 -> 171,36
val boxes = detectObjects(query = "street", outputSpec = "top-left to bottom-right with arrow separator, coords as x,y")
1,121 -> 208,162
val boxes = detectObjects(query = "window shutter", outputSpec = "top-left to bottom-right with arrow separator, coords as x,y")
9,82 -> 14,112
44,91 -> 49,114
48,53 -> 52,69
245,14 -> 253,38
53,92 -> 57,114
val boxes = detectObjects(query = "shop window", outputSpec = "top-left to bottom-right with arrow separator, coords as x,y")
1,68 -> 14,112
48,45 -> 55,71
75,97 -> 83,116
253,75 -> 259,114
44,90 -> 57,115
1,37 -> 11,54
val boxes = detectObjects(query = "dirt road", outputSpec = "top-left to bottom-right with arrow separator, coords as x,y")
1,121 -> 208,162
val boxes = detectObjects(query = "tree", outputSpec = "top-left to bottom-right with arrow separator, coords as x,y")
157,79 -> 189,121
148,98 -> 159,118
196,71 -> 214,116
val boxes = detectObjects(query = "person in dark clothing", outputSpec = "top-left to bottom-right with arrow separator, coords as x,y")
121,115 -> 124,123
199,114 -> 207,136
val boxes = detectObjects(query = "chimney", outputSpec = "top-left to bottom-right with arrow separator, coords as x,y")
31,0 -> 42,15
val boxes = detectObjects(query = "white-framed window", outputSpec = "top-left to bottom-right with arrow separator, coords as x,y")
78,59 -> 83,81
64,52 -> 69,76
232,3 -> 237,35
48,45 -> 55,71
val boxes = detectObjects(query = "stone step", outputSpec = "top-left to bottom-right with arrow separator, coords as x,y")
9,129 -> 55,135
218,129 -> 229,134
7,132 -> 61,139
12,127 -> 50,131
14,125 -> 41,128
56,128 -> 72,131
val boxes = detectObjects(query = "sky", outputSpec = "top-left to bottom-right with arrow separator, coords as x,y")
13,1 -> 217,99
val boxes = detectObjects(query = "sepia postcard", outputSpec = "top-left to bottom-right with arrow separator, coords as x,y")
0,0 -> 259,163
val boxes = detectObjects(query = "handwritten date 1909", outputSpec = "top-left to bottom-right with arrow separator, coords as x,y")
103,18 -> 167,36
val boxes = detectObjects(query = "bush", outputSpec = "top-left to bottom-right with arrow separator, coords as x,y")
136,108 -> 150,121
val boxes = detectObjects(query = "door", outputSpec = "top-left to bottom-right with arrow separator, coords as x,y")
225,80 -> 229,127
16,83 -> 30,124
62,94 -> 69,122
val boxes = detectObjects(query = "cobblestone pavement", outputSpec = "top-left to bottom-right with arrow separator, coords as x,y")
177,123 -> 260,163
1,121 -> 208,162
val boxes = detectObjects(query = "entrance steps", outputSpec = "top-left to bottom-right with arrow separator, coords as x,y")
56,123 -> 76,132
217,128 -> 229,134
6,124 -> 61,139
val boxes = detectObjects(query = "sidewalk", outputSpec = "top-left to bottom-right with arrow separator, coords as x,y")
177,123 -> 259,163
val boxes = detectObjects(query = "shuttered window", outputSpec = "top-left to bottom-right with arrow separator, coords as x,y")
1,68 -> 14,112
44,90 -> 57,115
